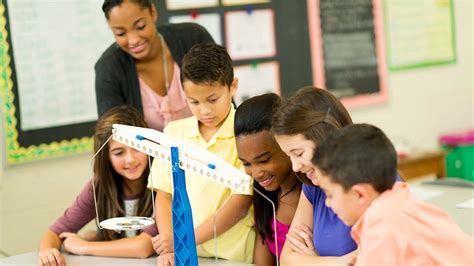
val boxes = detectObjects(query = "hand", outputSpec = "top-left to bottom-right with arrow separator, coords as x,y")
38,248 -> 65,266
59,232 -> 88,255
151,233 -> 174,255
156,252 -> 174,266
286,224 -> 317,255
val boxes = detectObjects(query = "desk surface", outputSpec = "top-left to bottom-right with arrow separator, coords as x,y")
410,182 -> 473,236
1,252 -> 251,265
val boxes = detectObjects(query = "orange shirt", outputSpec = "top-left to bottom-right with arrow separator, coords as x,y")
352,182 -> 474,265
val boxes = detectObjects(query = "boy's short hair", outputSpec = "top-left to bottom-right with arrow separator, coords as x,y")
312,124 -> 397,193
180,43 -> 234,87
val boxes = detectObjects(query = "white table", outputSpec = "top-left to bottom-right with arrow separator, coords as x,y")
1,252 -> 251,265
410,182 -> 474,236
2,183 -> 472,264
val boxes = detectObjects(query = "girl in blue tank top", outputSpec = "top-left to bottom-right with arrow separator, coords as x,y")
272,87 -> 358,264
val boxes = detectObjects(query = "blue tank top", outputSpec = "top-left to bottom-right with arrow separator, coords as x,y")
303,184 -> 356,256
303,175 -> 403,256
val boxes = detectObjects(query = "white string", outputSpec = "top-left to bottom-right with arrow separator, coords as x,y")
90,134 -> 113,230
252,186 -> 279,266
90,132 -> 156,231
211,179 -> 244,262
148,156 -> 156,219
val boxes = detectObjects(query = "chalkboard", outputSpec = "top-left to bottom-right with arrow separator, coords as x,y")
307,0 -> 388,107
1,0 -> 112,164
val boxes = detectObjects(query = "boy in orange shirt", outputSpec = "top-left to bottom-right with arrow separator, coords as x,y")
312,123 -> 473,265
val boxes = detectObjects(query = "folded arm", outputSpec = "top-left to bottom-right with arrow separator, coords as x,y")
280,192 -> 353,265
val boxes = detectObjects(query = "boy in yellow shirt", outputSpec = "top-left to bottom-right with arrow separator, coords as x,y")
313,124 -> 473,265
150,43 -> 255,265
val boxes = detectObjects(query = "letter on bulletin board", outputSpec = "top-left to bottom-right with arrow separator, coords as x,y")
225,9 -> 276,60
384,0 -> 456,71
234,61 -> 280,105
307,0 -> 388,108
165,0 -> 218,10
169,13 -> 222,44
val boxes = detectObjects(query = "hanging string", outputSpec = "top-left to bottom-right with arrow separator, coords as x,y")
91,134 -> 114,229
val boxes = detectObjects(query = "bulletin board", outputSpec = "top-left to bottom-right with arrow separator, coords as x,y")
0,0 -> 112,164
156,0 -> 282,105
307,0 -> 388,108
383,0 -> 456,71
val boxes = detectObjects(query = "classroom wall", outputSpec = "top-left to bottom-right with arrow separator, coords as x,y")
350,0 -> 473,151
1,0 -> 473,257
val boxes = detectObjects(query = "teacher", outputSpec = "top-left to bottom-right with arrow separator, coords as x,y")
95,0 -> 214,131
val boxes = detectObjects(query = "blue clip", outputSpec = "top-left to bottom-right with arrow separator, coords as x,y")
245,5 -> 253,15
136,135 -> 145,140
207,163 -> 216,169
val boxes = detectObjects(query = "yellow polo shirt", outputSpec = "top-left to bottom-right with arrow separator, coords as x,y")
151,108 -> 255,263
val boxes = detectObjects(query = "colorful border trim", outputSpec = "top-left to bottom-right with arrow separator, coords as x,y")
0,3 -> 92,165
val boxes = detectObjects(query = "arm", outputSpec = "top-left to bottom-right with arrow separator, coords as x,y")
280,192 -> 352,265
94,56 -> 126,116
38,230 -> 65,266
152,189 -> 175,255
60,231 -> 154,259
194,194 -> 252,245
254,232 -> 275,266
38,181 -> 95,265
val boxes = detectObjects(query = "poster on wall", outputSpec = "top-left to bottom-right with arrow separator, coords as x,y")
6,0 -> 109,130
225,9 -> 276,60
222,0 -> 271,6
165,0 -> 218,10
384,0 -> 456,71
307,0 -> 388,108
169,13 -> 222,44
0,1 -> 109,164
233,62 -> 280,105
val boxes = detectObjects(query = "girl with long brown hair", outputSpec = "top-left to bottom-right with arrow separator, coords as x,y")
272,87 -> 357,265
38,106 -> 156,266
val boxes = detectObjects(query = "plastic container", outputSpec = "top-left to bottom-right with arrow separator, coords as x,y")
439,130 -> 474,181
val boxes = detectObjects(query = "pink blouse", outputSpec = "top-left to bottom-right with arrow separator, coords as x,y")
139,63 -> 192,131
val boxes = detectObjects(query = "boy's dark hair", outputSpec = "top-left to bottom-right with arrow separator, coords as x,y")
102,0 -> 152,20
312,124 -> 397,193
180,43 -> 234,87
